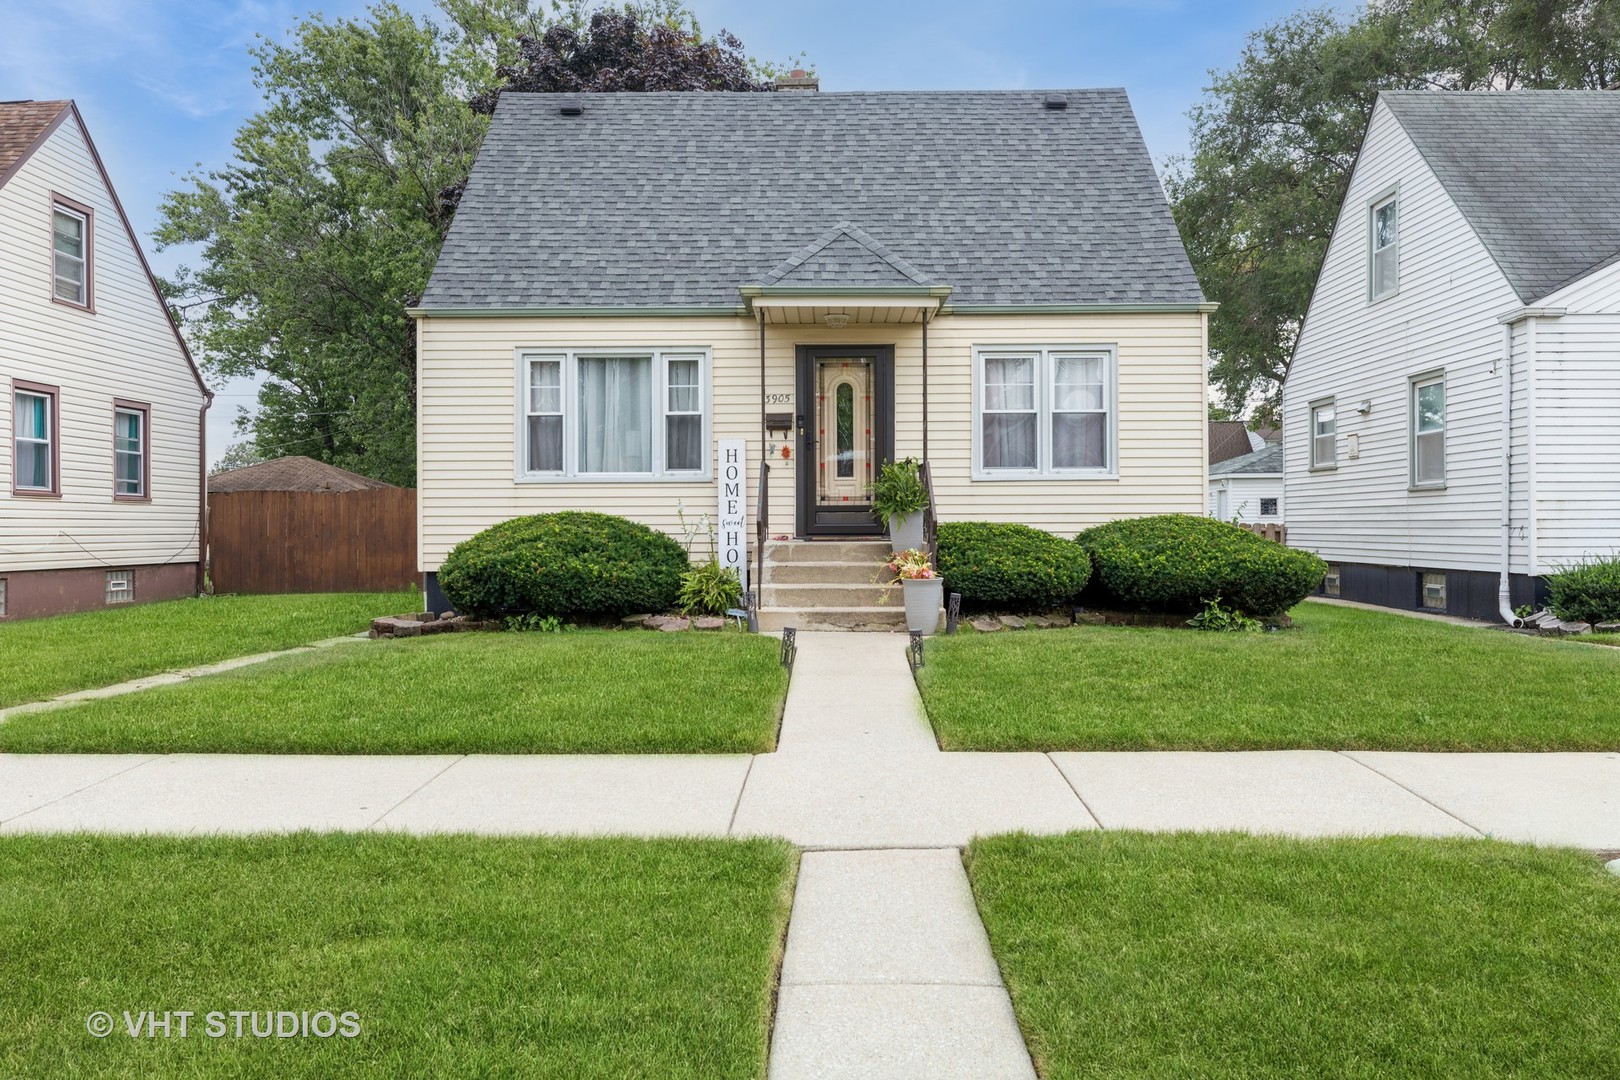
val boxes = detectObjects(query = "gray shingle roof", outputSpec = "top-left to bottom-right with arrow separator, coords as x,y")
422,89 -> 1205,310
1209,442 -> 1284,477
1381,90 -> 1620,302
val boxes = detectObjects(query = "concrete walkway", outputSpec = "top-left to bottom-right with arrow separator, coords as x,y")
2,631 -> 1618,1077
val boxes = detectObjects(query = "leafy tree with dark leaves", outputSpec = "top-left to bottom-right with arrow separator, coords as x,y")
1170,0 -> 1620,423
160,1 -> 786,485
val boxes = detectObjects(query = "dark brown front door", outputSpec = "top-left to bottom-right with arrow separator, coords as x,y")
795,345 -> 894,536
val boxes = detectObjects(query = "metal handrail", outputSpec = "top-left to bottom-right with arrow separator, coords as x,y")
919,459 -> 939,570
752,461 -> 770,628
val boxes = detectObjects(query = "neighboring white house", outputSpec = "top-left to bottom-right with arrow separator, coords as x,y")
0,101 -> 210,620
411,86 -> 1212,626
1283,90 -> 1620,622
1209,443 -> 1283,525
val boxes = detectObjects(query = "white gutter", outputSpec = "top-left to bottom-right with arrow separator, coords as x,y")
1494,306 -> 1565,624
1496,322 -> 1520,626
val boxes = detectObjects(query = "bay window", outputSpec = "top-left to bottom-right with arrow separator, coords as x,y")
975,346 -> 1115,477
518,348 -> 709,479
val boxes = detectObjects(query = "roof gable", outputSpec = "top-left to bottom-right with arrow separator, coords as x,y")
764,221 -> 934,288
208,456 -> 397,493
423,89 -> 1205,311
0,100 -> 70,186
1210,442 -> 1284,476
1381,90 -> 1620,302
0,101 -> 207,398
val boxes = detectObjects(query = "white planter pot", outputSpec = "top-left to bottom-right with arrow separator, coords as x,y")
887,511 -> 926,554
902,577 -> 944,636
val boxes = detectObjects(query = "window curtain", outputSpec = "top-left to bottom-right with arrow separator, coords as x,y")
1053,355 -> 1107,469
982,356 -> 1036,469
578,357 -> 652,473
665,357 -> 702,472
15,393 -> 49,489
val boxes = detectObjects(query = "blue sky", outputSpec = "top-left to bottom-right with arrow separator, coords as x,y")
4,0 -> 1310,462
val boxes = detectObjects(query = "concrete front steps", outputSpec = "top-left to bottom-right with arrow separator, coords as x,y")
757,539 -> 909,631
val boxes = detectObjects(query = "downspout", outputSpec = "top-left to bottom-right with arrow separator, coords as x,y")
1497,324 -> 1520,626
197,389 -> 214,596
921,309 -> 929,462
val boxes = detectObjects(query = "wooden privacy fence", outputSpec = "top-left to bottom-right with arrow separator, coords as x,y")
208,488 -> 417,594
1240,522 -> 1288,544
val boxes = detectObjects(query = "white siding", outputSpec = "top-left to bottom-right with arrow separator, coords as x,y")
1530,312 -> 1620,567
1283,99 -> 1523,574
0,114 -> 204,576
416,311 -> 1207,570
1208,475 -> 1284,524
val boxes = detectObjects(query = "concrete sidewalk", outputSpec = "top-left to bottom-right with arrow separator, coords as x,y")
1,632 -> 1616,845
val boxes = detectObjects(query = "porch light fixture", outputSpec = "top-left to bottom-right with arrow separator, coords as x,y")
822,312 -> 850,329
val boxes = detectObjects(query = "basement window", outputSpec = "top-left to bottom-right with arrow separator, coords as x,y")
1420,572 -> 1447,611
0,577 -> 7,617
1323,566 -> 1342,597
105,570 -> 134,605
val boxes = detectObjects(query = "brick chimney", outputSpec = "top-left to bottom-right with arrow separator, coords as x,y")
775,68 -> 819,92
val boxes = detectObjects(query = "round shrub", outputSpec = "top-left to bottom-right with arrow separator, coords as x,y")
938,521 -> 1093,611
1078,514 -> 1325,617
439,512 -> 687,618
1545,556 -> 1620,624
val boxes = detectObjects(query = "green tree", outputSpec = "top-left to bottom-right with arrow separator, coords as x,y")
159,0 -> 790,485
1169,0 -> 1620,422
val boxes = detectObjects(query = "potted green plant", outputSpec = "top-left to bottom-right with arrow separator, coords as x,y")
871,458 -> 928,553
887,548 -> 943,635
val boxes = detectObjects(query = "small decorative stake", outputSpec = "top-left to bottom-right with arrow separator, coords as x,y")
780,626 -> 798,671
1071,606 -> 1086,626
946,592 -> 962,635
908,629 -> 925,671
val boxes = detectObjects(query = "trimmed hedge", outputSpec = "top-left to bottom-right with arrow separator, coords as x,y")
439,512 -> 687,618
938,521 -> 1093,611
1078,514 -> 1325,617
1545,557 -> 1620,625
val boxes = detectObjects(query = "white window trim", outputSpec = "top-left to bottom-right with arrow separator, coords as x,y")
1309,397 -> 1337,471
114,406 -> 146,498
1368,187 -> 1400,303
513,347 -> 712,483
1409,370 -> 1446,490
52,203 -> 89,306
971,344 -> 1119,481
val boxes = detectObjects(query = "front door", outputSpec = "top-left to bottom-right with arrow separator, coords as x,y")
796,345 -> 894,536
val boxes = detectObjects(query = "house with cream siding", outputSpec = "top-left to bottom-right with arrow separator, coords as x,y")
412,87 -> 1211,626
0,100 -> 209,620
1283,91 -> 1620,622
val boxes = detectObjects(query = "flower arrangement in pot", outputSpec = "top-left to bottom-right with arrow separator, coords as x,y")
871,457 -> 928,553
887,548 -> 944,636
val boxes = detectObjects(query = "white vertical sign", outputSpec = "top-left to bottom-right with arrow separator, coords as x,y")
717,438 -> 748,595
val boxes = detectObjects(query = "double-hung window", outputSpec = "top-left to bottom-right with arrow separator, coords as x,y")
1411,373 -> 1445,487
519,349 -> 709,479
52,199 -> 92,307
114,402 -> 149,498
13,383 -> 58,494
975,346 -> 1114,477
1370,193 -> 1398,300
1310,400 -> 1337,469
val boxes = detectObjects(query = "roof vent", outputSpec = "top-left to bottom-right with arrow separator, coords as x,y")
558,95 -> 583,116
1043,95 -> 1068,110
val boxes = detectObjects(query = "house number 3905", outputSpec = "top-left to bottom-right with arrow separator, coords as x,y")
764,393 -> 794,404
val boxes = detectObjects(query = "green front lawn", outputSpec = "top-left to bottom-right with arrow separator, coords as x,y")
919,601 -> 1620,751
0,834 -> 795,1079
968,832 -> 1620,1080
0,592 -> 415,709
0,632 -> 788,754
